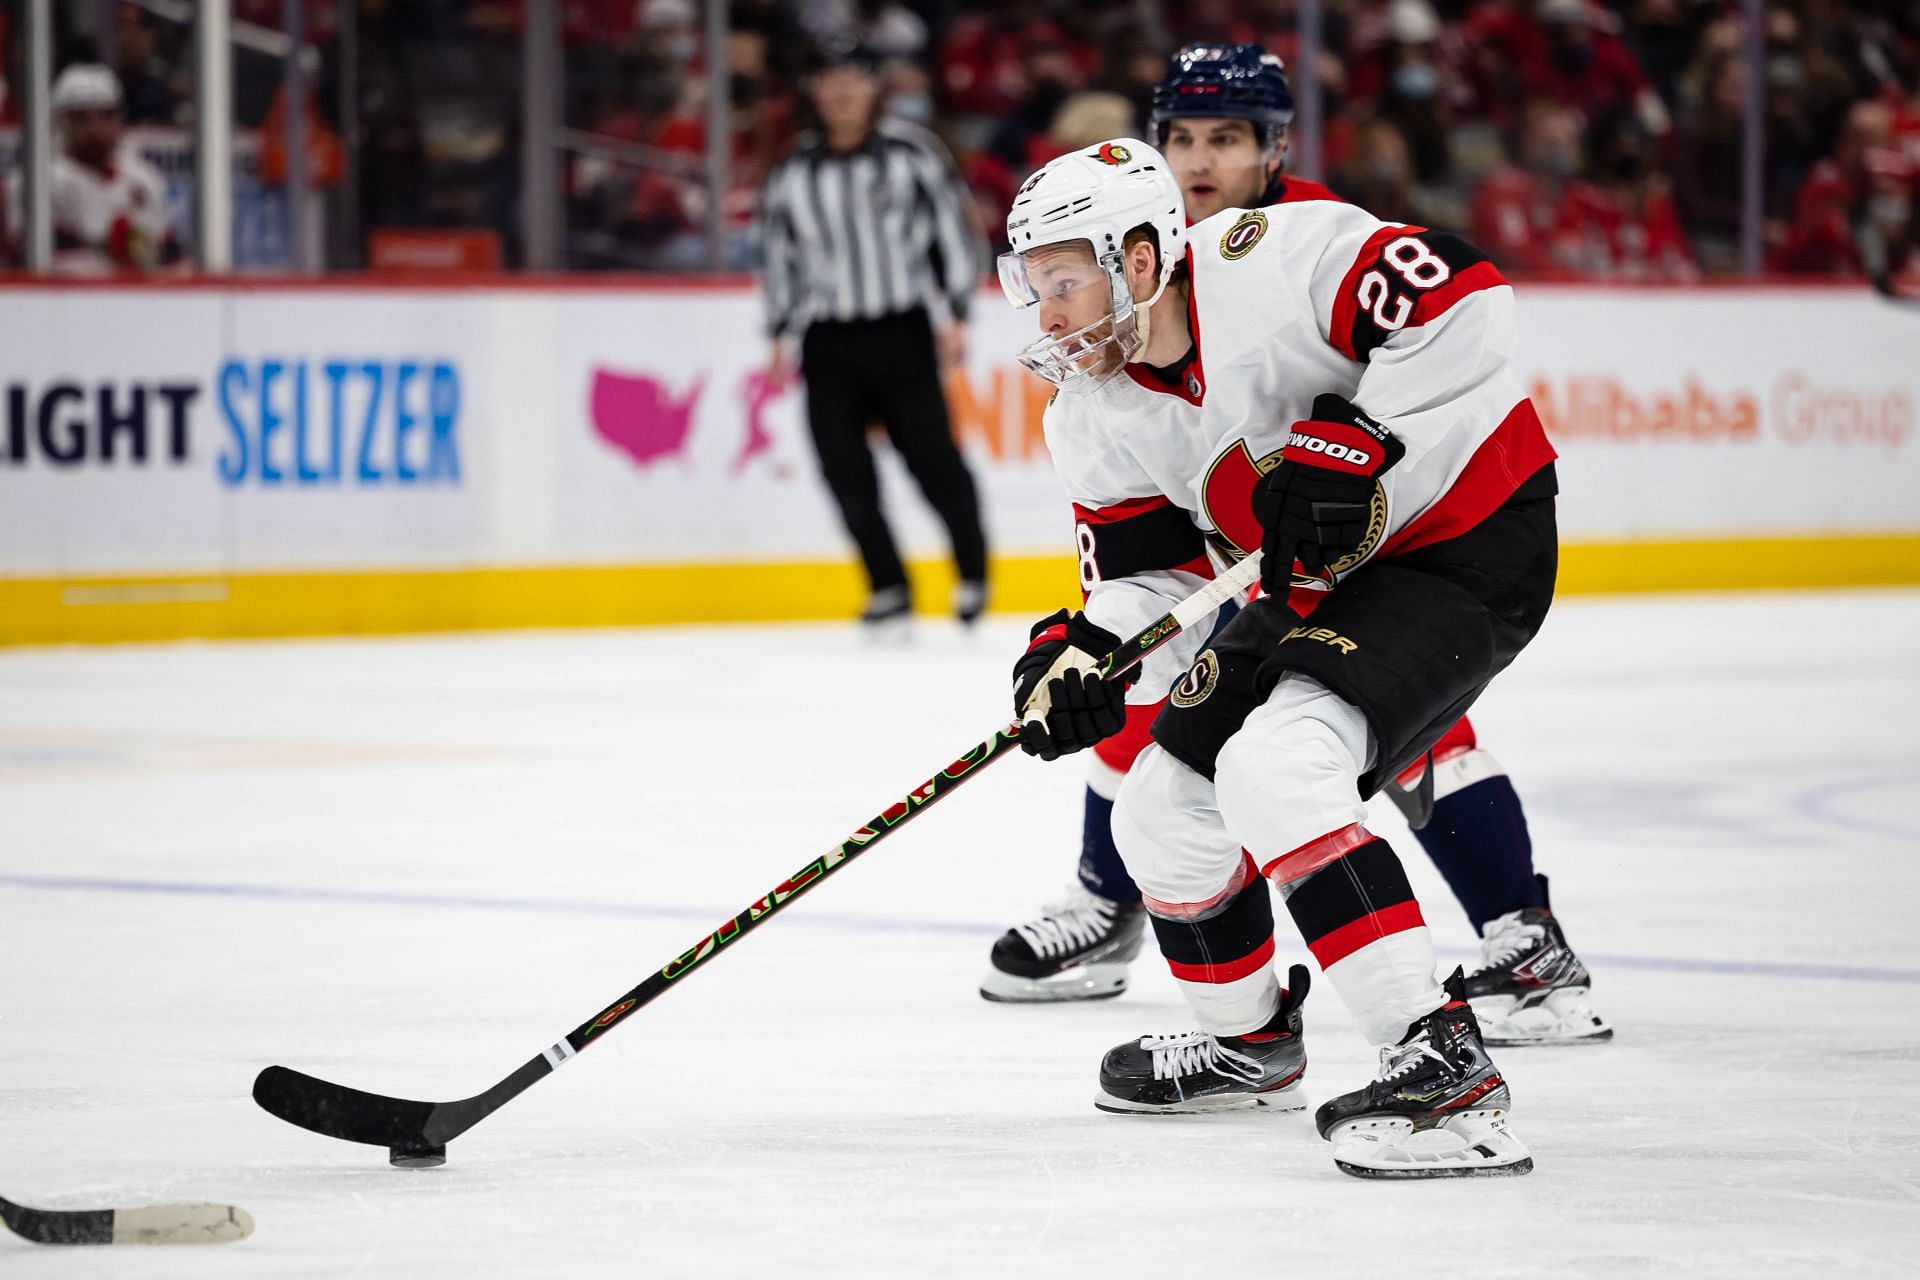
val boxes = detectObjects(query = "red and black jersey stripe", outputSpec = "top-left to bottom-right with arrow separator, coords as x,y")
1073,495 -> 1211,587
1329,226 -> 1506,363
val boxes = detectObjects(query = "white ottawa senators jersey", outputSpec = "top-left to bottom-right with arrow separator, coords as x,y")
1041,199 -> 1555,700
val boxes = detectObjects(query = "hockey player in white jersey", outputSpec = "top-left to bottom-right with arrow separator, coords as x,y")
982,44 -> 1609,1053
2,65 -> 179,275
999,138 -> 1555,1176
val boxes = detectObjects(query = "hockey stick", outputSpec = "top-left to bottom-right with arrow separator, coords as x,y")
254,550 -> 1265,1167
0,1193 -> 253,1246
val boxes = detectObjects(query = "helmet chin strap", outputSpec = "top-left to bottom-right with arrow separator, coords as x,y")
1132,297 -> 1153,356
1126,274 -> 1172,363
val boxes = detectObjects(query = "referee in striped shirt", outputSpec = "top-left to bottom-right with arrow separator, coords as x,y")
761,39 -> 989,629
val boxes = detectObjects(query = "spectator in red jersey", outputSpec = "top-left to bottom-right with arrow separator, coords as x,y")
1769,172 -> 1862,274
1522,0 -> 1669,136
1765,101 -> 1894,275
1549,106 -> 1696,280
1472,99 -> 1586,273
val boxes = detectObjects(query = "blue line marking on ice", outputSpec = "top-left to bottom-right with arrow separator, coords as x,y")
5,870 -> 1919,986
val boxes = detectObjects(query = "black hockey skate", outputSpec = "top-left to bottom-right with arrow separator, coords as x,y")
1315,969 -> 1531,1178
860,585 -> 912,640
1094,965 -> 1309,1114
979,886 -> 1146,1003
1465,876 -> 1612,1046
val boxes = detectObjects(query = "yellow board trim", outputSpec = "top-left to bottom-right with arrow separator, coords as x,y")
4,534 -> 1918,646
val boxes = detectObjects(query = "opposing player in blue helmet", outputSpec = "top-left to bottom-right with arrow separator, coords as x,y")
1151,43 -> 1340,222
980,42 -> 1612,1057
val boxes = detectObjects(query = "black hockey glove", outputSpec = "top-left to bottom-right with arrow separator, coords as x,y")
1251,394 -> 1406,596
1011,609 -> 1135,761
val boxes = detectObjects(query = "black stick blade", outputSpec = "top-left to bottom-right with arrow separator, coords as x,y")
0,1195 -> 253,1246
253,1065 -> 436,1150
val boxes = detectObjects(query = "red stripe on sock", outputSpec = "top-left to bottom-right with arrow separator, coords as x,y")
1307,900 -> 1426,968
1166,933 -> 1275,985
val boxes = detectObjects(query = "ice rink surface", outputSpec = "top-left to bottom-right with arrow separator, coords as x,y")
3,589 -> 1919,1278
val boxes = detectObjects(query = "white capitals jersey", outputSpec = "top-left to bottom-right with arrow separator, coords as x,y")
1043,198 -> 1556,701
5,147 -> 175,274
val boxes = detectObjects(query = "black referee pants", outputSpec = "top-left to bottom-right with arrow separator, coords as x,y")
800,308 -> 988,595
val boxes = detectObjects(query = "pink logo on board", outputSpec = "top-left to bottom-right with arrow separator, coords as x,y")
589,368 -> 706,467
733,370 -> 783,474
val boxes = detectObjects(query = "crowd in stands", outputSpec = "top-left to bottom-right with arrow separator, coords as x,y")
5,0 -> 1917,280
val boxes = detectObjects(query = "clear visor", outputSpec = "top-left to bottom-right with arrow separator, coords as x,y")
996,242 -> 1109,309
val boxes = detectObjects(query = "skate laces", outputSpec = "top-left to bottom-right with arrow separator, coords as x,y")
1473,911 -> 1545,973
1138,1029 -> 1258,1082
1013,887 -> 1117,958
1373,1039 -> 1449,1085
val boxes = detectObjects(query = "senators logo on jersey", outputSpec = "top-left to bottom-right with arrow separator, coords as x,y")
1091,142 -> 1132,166
1219,210 -> 1269,260
1199,439 -> 1389,586
1171,649 -> 1221,708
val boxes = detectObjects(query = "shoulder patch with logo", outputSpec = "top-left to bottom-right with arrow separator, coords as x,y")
1219,209 -> 1268,260
1171,649 -> 1221,708
1091,142 -> 1132,166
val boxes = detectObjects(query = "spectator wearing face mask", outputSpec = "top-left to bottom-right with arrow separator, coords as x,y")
1350,0 -> 1461,188
1471,99 -> 1585,274
1549,106 -> 1696,280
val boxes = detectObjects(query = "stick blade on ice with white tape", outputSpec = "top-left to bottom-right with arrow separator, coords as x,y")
0,1194 -> 254,1246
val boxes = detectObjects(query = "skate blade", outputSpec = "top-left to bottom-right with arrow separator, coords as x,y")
1334,1154 -> 1535,1179
1328,1110 -> 1532,1179
1473,990 -> 1613,1046
979,963 -> 1129,1004
1094,1076 -> 1306,1116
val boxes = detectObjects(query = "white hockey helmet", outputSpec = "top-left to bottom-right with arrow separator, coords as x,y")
998,139 -> 1186,390
51,64 -> 123,116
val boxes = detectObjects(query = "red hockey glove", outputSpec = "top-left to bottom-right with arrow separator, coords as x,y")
1250,394 -> 1405,595
1011,609 -> 1135,761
